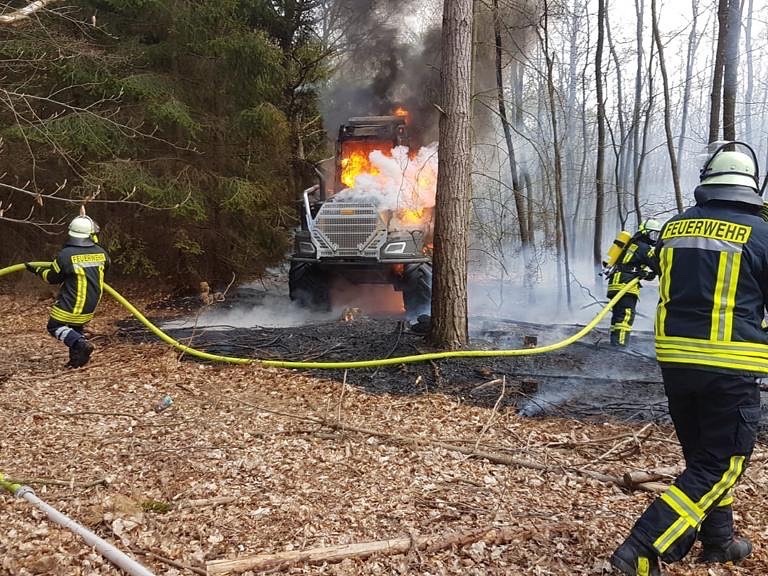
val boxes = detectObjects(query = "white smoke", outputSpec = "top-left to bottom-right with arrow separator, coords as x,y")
331,143 -> 439,211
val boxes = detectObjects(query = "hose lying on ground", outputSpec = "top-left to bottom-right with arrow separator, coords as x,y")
0,262 -> 639,369
0,474 -> 156,576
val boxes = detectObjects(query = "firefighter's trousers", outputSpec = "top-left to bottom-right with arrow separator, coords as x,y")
628,367 -> 760,562
608,292 -> 637,346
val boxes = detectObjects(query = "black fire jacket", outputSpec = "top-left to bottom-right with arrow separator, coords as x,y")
42,240 -> 110,325
607,236 -> 656,297
654,200 -> 768,375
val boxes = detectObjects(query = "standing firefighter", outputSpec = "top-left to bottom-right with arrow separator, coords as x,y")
605,219 -> 662,347
26,214 -> 109,368
611,141 -> 766,575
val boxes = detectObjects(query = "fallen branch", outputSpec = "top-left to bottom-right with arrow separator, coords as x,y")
207,526 -> 517,574
131,547 -> 206,576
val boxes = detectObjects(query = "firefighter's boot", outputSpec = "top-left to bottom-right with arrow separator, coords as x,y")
610,536 -> 662,576
68,338 -> 94,368
698,537 -> 752,564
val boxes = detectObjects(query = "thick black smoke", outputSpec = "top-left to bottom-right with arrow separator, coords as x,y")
320,1 -> 442,147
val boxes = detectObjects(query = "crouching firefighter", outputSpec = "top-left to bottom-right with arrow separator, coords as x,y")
26,214 -> 109,368
604,219 -> 662,347
610,141 -> 767,575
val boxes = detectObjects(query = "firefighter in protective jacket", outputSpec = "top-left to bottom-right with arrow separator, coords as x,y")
26,215 -> 109,368
610,141 -> 766,575
606,219 -> 662,347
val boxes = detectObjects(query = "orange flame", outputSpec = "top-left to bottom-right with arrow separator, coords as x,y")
393,107 -> 409,118
340,141 -> 390,188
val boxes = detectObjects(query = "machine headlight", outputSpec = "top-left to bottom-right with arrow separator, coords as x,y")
384,241 -> 407,255
299,242 -> 316,255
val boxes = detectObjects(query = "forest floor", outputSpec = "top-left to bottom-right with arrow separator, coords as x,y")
1,285 -> 767,576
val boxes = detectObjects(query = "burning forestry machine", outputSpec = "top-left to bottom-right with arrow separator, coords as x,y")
289,115 -> 433,318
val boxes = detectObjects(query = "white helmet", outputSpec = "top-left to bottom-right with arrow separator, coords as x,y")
68,215 -> 99,239
695,141 -> 763,207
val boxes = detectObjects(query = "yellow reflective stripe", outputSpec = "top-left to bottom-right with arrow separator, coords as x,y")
718,495 -> 734,507
654,517 -> 688,554
653,457 -> 745,554
656,335 -> 768,354
52,259 -> 61,273
41,269 -> 50,282
698,456 -> 744,511
656,248 -> 672,337
72,266 -> 87,315
710,252 -> 728,340
638,556 -> 650,576
655,351 -> 768,373
622,244 -> 638,264
50,307 -> 93,324
97,266 -> 104,303
660,486 -> 704,528
723,253 -> 741,341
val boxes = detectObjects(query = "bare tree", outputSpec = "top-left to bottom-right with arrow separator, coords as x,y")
430,0 -> 474,349
709,0 -> 728,142
651,0 -> 682,212
676,0 -> 701,169
722,0 -> 742,140
743,0 -> 754,143
593,0 -> 606,269
492,0 -> 529,246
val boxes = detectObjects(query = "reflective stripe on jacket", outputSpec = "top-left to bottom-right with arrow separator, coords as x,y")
655,202 -> 768,374
43,241 -> 110,325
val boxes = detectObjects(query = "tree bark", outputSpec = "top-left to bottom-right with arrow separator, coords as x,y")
430,0 -> 474,349
651,0 -> 683,213
709,0 -> 728,143
593,0 -> 606,270
630,0 -> 645,226
722,0 -> 742,141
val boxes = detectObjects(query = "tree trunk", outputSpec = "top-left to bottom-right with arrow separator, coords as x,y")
709,0 -> 728,143
492,0 -> 528,246
631,0 -> 645,226
744,0 -> 754,143
722,0 -> 742,141
651,0 -> 683,213
606,5 -> 629,228
430,0 -> 474,349
593,0 -> 606,270
543,2 -> 571,306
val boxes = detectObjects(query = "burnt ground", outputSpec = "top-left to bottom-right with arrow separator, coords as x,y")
4,285 -> 768,576
120,286 -> 667,424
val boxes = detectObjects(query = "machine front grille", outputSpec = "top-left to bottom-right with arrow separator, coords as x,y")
313,203 -> 383,257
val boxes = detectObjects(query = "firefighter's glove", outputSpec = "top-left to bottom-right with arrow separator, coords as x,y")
24,262 -> 42,275
639,268 -> 656,282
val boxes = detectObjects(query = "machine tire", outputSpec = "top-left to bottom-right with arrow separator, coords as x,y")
289,262 -> 330,311
401,263 -> 432,319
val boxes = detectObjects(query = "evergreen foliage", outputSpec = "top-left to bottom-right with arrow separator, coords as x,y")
0,0 -> 330,287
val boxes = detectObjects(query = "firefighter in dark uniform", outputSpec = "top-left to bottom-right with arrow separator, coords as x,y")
607,219 -> 662,347
26,214 -> 109,368
611,141 -> 766,575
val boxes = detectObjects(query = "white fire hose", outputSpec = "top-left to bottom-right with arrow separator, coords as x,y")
2,478 -> 155,576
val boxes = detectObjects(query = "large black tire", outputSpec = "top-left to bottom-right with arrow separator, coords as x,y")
289,262 -> 330,311
401,263 -> 432,319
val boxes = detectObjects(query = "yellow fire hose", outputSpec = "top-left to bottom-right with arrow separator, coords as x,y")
1,261 -> 638,369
